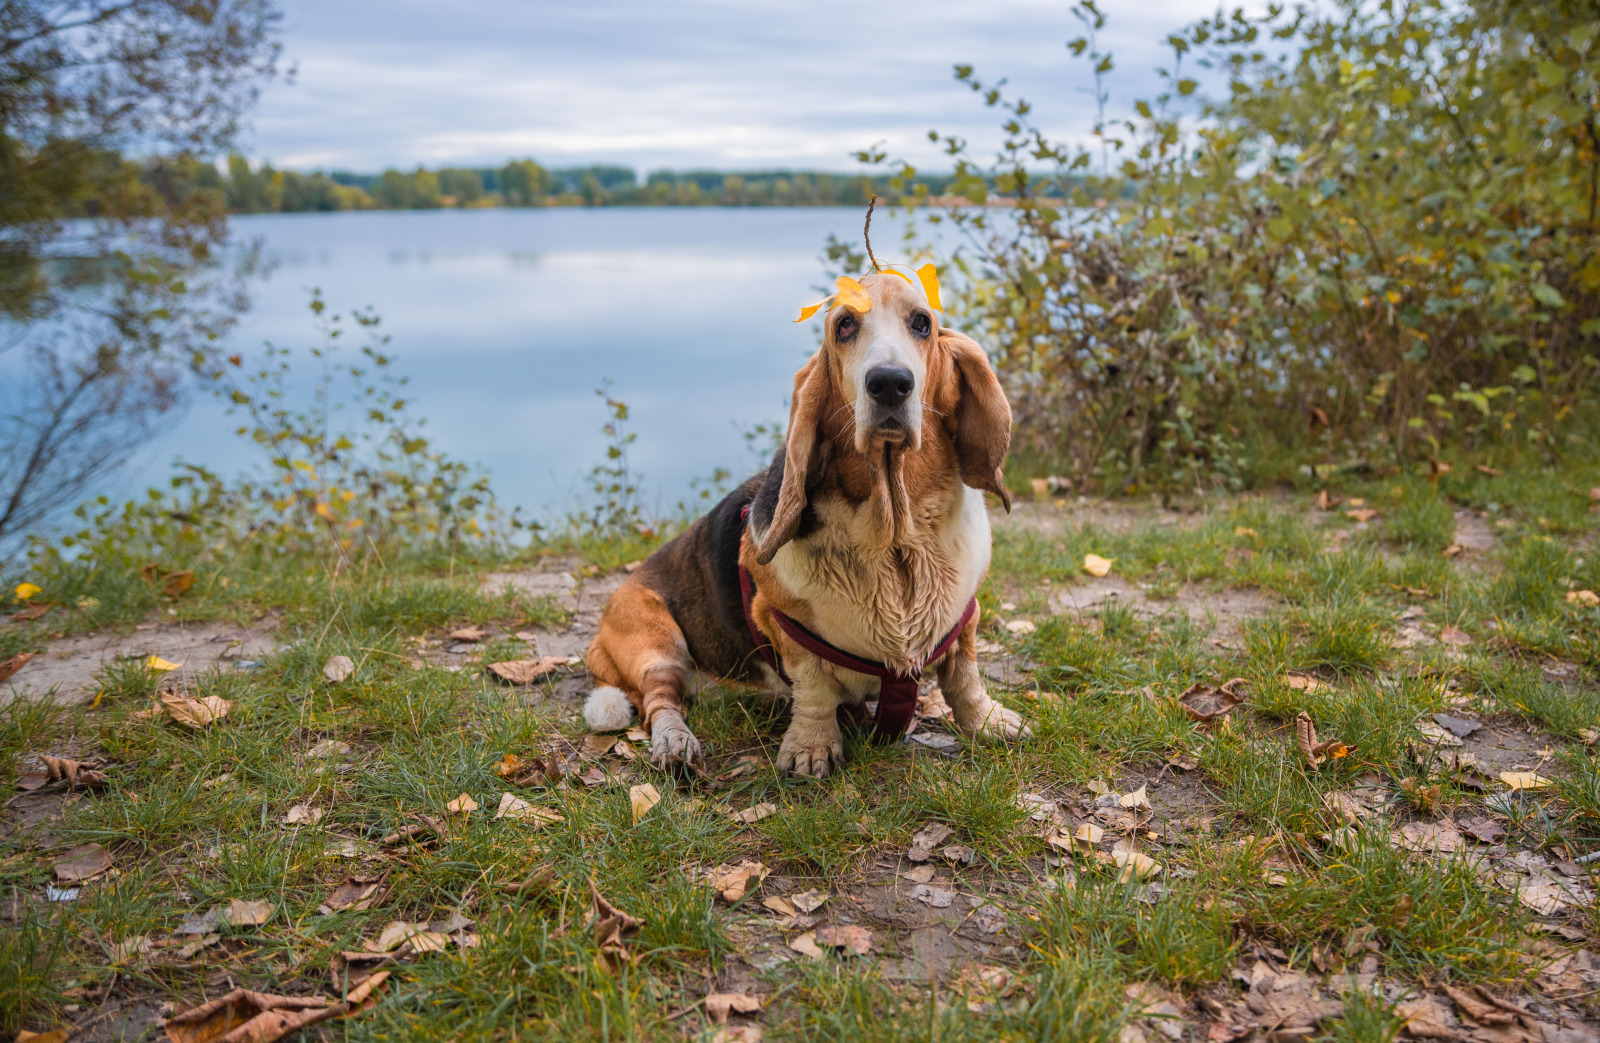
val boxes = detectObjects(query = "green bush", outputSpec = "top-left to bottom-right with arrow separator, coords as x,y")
882,0 -> 1600,491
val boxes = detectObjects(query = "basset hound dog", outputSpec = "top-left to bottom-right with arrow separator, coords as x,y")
582,271 -> 1030,776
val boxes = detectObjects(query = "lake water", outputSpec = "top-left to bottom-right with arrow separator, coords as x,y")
125,207 -> 929,524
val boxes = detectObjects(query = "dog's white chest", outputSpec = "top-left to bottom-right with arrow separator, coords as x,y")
771,485 -> 991,669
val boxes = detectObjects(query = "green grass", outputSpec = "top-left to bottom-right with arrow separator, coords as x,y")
4,461 -> 1599,1040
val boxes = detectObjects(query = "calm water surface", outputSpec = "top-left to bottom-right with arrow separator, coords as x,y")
130,207 -> 922,521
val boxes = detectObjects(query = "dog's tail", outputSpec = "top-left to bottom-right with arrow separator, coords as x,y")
582,685 -> 634,732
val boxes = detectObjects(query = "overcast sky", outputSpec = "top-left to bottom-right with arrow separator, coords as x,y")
247,0 -> 1238,174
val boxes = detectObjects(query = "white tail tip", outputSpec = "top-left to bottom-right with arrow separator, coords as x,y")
583,686 -> 634,732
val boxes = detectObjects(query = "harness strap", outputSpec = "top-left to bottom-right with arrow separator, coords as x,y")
737,508 -> 977,743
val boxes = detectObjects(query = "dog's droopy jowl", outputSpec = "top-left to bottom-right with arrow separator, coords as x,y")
583,272 -> 1030,776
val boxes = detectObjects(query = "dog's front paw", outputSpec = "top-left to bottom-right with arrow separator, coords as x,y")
649,710 -> 703,767
776,717 -> 844,778
954,699 -> 1032,742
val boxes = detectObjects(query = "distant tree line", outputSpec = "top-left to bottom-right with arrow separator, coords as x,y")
213,157 -> 971,212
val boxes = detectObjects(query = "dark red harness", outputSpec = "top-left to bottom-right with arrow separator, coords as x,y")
737,507 -> 977,744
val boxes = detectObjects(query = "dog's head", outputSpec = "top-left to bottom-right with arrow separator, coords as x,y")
753,273 -> 1012,564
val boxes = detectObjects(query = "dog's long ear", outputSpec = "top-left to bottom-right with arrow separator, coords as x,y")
943,328 -> 1013,511
754,353 -> 830,564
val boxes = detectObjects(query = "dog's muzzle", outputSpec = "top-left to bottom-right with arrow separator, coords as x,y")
864,364 -> 915,440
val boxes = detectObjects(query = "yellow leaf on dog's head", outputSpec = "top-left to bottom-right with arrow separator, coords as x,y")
834,276 -> 872,313
794,299 -> 830,323
917,264 -> 944,312
877,268 -> 914,285
1083,554 -> 1114,578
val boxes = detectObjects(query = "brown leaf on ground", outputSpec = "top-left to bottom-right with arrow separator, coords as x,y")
162,570 -> 195,598
590,880 -> 643,969
1438,625 -> 1473,647
907,822 -> 954,862
761,895 -> 797,918
1321,791 -> 1371,827
1397,994 -> 1458,1038
494,754 -> 565,786
445,793 -> 479,815
709,860 -> 769,903
493,792 -> 564,825
1120,784 -> 1152,810
157,690 -> 234,728
1285,673 -> 1324,692
1241,970 -> 1343,1037
322,655 -> 356,683
1295,712 -> 1355,767
486,657 -> 571,685
18,754 -> 108,791
162,970 -> 388,1043
226,898 -> 274,926
0,650 -> 36,683
447,626 -> 487,642
1314,490 -> 1341,511
1459,815 -> 1507,844
789,890 -> 828,913
53,842 -> 113,881
731,802 -> 777,825
902,865 -> 936,883
1111,838 -> 1162,882
1179,678 -> 1248,721
1393,821 -> 1464,856
1500,771 -> 1552,792
1567,590 -> 1600,607
15,1029 -> 72,1043
815,924 -> 873,955
1476,464 -> 1502,477
629,783 -> 661,824
319,876 -> 386,914
1345,508 -> 1378,523
788,931 -> 825,959
705,992 -> 763,1024
283,804 -> 324,825
1442,986 -> 1517,1026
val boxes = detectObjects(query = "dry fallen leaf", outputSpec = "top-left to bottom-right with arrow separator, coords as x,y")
322,655 -> 356,683
17,754 -> 107,791
1295,712 -> 1355,767
788,931 -> 825,959
590,880 -> 644,969
815,924 -> 873,955
1178,678 -> 1248,721
1083,553 -> 1114,577
1566,590 -> 1600,607
156,691 -> 234,728
1438,625 -> 1473,647
1321,791 -> 1369,827
1119,784 -> 1152,811
445,793 -> 479,815
1499,771 -> 1551,791
908,822 -> 954,862
731,802 -> 777,825
147,655 -> 183,672
162,570 -> 195,598
709,860 -> 769,903
629,783 -> 661,825
53,842 -> 113,882
761,895 -> 797,918
0,651 -> 36,683
226,898 -> 274,927
1111,839 -> 1161,882
790,890 -> 828,913
162,971 -> 388,1043
320,876 -> 386,914
447,626 -> 487,642
902,865 -> 936,884
1345,508 -> 1378,523
1393,821 -> 1464,856
486,657 -> 571,685
705,992 -> 763,1024
283,804 -> 324,825
1284,672 -> 1323,692
494,792 -> 564,826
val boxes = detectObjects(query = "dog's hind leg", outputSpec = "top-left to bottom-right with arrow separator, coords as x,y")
584,580 -> 703,767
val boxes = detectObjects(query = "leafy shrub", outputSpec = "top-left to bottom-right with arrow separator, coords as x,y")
877,0 -> 1600,491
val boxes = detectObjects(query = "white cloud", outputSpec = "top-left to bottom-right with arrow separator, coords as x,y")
248,0 -> 1243,172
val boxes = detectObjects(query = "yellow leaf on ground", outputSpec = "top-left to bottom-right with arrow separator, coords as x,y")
446,793 -> 479,815
1500,771 -> 1551,791
916,263 -> 943,312
834,276 -> 871,312
14,582 -> 41,600
1345,508 -> 1378,523
1083,554 -> 1114,577
630,783 -> 661,825
1111,841 -> 1162,882
147,656 -> 183,672
225,897 -> 274,926
709,860 -> 768,903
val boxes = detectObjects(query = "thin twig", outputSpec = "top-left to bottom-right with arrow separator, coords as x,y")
863,195 -> 881,271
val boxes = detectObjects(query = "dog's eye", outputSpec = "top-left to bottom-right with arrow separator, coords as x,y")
836,314 -> 858,339
910,312 -> 931,337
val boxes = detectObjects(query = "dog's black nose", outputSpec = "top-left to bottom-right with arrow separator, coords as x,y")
865,365 -> 914,407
